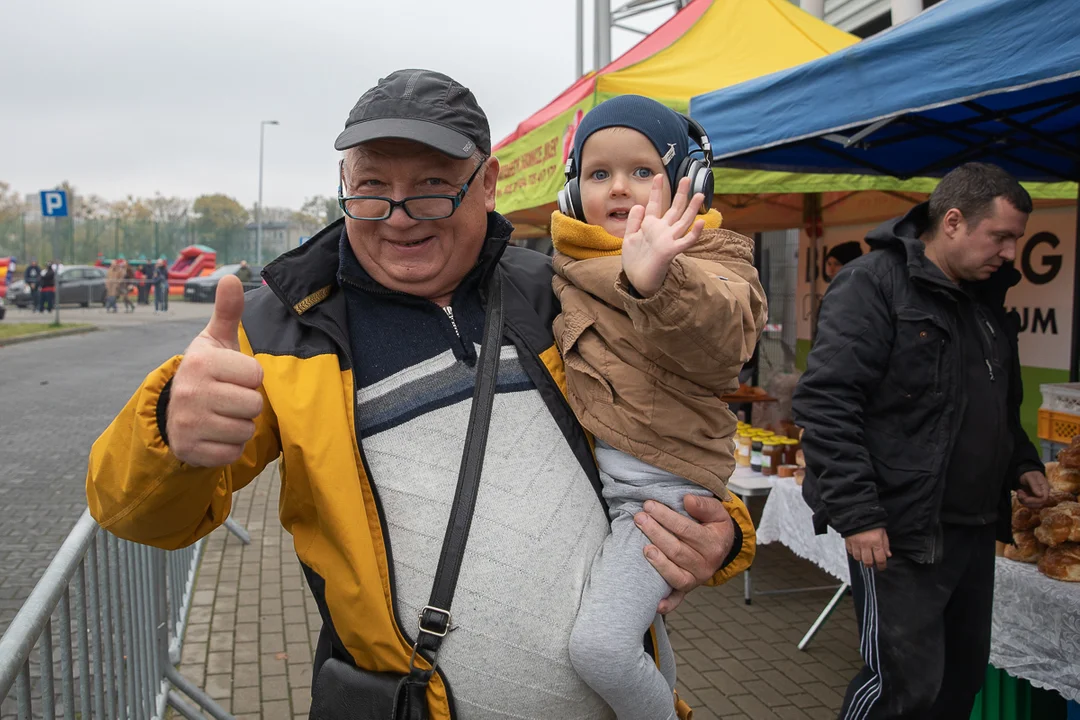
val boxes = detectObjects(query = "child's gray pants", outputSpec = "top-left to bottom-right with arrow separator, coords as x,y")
569,440 -> 713,720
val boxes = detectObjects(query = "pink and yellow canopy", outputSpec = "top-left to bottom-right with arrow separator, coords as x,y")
493,0 -> 858,233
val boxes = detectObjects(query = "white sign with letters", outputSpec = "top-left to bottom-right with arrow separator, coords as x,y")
796,207 -> 1076,372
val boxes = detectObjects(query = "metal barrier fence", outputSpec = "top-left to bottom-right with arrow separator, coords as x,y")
0,217 -> 250,270
0,509 -> 235,720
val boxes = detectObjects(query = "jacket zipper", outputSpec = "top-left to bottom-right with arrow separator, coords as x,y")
444,306 -> 461,338
341,275 -> 472,360
979,314 -> 997,382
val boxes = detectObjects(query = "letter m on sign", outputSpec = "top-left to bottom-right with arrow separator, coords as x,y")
40,190 -> 68,218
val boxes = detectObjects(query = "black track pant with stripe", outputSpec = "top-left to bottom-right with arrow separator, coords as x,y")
839,523 -> 997,720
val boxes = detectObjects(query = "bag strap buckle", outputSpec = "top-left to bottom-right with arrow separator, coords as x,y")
408,606 -> 453,676
417,605 -> 452,638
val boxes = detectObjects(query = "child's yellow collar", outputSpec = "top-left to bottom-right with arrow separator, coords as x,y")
550,209 -> 723,260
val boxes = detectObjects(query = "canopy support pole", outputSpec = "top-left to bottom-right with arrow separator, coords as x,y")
1071,181 -> 1080,382
801,0 -> 824,19
594,0 -> 611,69
805,193 -> 823,342
576,0 -> 584,78
891,0 -> 921,24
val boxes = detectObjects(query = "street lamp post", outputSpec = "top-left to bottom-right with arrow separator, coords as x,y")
257,120 -> 279,265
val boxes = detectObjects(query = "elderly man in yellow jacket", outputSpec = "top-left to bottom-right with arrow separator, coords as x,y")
85,70 -> 755,720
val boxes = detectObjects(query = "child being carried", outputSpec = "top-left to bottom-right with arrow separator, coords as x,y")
551,95 -> 767,720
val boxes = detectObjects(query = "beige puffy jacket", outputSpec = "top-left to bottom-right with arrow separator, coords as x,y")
551,210 -> 767,497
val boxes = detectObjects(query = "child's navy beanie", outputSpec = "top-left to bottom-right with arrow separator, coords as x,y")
572,95 -> 689,193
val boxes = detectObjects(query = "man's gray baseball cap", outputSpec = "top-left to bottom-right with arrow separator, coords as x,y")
334,69 -> 491,159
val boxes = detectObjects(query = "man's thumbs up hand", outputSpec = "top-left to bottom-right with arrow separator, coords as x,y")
204,274 -> 246,351
167,275 -> 264,467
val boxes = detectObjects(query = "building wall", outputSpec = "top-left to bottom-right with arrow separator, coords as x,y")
823,0 -> 889,33
244,223 -> 308,263
820,0 -> 941,37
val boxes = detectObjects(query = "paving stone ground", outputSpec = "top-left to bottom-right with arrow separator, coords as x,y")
174,466 -> 862,719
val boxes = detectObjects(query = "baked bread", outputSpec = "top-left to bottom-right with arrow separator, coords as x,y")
1012,497 -> 1041,531
1037,543 -> 1080,582
1004,531 -> 1045,563
1045,489 -> 1078,509
1033,502 -> 1080,546
1057,438 -> 1080,470
1047,461 -> 1080,494
1048,463 -> 1080,494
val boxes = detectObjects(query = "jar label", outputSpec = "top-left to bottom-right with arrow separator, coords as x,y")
762,455 -> 772,468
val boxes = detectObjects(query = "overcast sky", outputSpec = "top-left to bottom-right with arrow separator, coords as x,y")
1,0 -> 670,211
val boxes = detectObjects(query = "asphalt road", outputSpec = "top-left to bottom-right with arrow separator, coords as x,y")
0,318 -> 206,635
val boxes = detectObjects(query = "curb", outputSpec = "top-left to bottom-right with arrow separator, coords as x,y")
0,325 -> 99,347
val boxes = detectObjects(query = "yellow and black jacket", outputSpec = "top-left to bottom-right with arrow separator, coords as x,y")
85,212 -> 755,719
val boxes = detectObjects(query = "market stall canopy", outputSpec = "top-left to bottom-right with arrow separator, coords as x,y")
493,0 -> 858,220
689,0 -> 1080,183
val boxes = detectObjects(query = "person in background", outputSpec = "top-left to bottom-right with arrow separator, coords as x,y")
137,263 -> 152,305
122,262 -> 137,313
39,261 -> 56,313
105,259 -> 125,313
25,259 -> 42,313
154,259 -> 170,313
794,163 -> 1051,718
235,259 -> 253,285
823,241 -> 863,283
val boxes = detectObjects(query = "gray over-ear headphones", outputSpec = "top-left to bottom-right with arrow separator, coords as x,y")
557,113 -> 714,221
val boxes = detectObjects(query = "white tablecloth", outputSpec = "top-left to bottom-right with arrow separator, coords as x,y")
755,475 -> 850,584
752,472 -> 1080,701
991,558 -> 1080,702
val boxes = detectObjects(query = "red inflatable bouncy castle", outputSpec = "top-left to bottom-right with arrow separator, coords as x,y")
168,245 -> 217,295
0,257 -> 10,300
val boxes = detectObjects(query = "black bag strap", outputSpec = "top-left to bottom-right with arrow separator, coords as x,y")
407,269 -> 504,681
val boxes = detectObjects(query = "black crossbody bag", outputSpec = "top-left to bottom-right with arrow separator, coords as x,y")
310,271 -> 504,720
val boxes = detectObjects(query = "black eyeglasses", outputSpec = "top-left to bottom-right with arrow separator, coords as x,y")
337,159 -> 486,221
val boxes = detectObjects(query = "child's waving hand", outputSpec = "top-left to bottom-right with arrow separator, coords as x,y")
621,174 -> 706,297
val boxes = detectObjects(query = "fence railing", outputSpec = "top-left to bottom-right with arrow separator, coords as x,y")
0,509 -> 234,720
0,218 -> 253,269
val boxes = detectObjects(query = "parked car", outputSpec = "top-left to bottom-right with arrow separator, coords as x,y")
183,263 -> 264,303
5,279 -> 28,304
0,294 -> 6,321
9,266 -> 108,308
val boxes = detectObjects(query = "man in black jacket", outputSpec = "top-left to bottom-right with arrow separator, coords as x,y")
794,163 -> 1051,719
25,259 -> 42,312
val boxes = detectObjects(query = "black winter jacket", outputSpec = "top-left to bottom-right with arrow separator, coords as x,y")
794,203 -> 1043,563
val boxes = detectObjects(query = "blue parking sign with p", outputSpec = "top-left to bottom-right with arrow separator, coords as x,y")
40,190 -> 68,217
